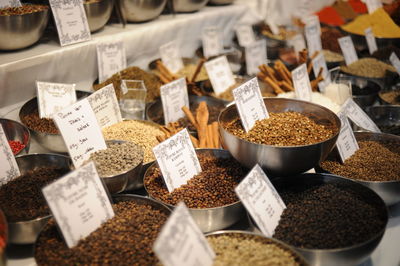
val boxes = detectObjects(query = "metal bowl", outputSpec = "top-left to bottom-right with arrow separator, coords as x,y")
0,4 -> 49,50
207,0 -> 233,5
119,0 -> 167,22
144,149 -> 245,233
0,118 -> 30,156
7,153 -> 73,244
19,90 -> 92,153
84,0 -> 114,32
342,75 -> 381,109
219,98 -> 341,176
252,173 -> 388,266
340,29 -> 400,53
366,105 -> 400,136
318,132 -> 400,206
172,0 -> 209,12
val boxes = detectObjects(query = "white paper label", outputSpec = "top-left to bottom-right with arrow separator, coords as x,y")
152,129 -> 201,192
292,64 -> 312,102
235,164 -> 286,237
204,56 -> 235,96
365,0 -> 382,13
36,81 -> 77,119
153,202 -> 215,266
338,36 -> 358,65
303,15 -> 321,35
342,98 -> 381,133
49,0 -> 91,46
159,41 -> 184,74
202,27 -> 223,58
365,28 -> 378,55
336,111 -> 359,162
160,78 -> 189,125
245,39 -> 267,76
53,98 -> 107,168
312,53 -> 331,92
0,0 -> 21,8
42,162 -> 114,248
389,52 -> 400,75
305,19 -> 322,56
0,125 -> 20,185
96,40 -> 127,83
87,84 -> 122,129
232,78 -> 269,132
289,34 -> 306,56
236,24 -> 256,47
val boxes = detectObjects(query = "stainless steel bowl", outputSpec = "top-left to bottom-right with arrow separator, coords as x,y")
0,118 -> 30,156
84,0 -> 114,32
119,0 -> 167,22
219,98 -> 341,176
19,90 -> 92,153
144,149 -> 245,233
251,173 -> 388,266
208,0 -> 233,5
8,153 -> 73,244
318,132 -> 400,206
342,75 -> 381,109
205,230 -> 308,265
366,105 -> 400,136
0,5 -> 49,50
172,0 -> 209,13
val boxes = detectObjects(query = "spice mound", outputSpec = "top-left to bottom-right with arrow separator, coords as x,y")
207,233 -> 303,266
0,167 -> 68,222
224,112 -> 336,146
340,58 -> 397,79
35,200 -> 168,266
8,140 -> 25,155
379,90 -> 400,105
321,140 -> 400,182
87,141 -> 143,177
273,184 -> 386,249
21,109 -> 59,134
144,154 -> 247,208
0,4 -> 48,16
102,120 -> 162,164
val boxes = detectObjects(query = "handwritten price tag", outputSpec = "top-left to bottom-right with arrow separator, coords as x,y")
235,24 -> 255,47
389,52 -> 400,75
96,39 -> 127,83
365,28 -> 378,55
341,98 -> 380,133
304,18 -> 322,56
159,41 -> 184,74
202,26 -> 223,58
0,0 -> 21,8
292,64 -> 312,102
336,111 -> 359,162
338,36 -> 358,65
312,53 -> 331,92
0,125 -> 20,185
160,78 -> 189,124
204,56 -> 235,96
245,39 -> 267,76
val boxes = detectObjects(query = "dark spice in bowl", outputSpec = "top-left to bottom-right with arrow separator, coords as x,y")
352,84 -> 379,96
20,109 -> 59,134
0,4 -> 48,16
380,90 -> 400,105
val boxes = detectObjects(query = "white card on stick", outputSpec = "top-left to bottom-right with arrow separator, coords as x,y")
49,0 -> 91,46
159,41 -> 184,74
304,19 -> 322,56
96,39 -> 127,83
36,81 -> 77,119
336,111 -> 360,162
235,24 -> 256,47
202,26 -> 223,58
87,84 -> 122,129
204,56 -> 235,96
292,64 -> 312,102
312,53 -> 331,92
338,36 -> 358,65
42,162 -> 114,248
0,0 -> 21,8
152,129 -> 201,192
236,165 -> 286,237
232,77 -> 269,132
365,28 -> 378,55
389,52 -> 400,75
342,98 -> 380,133
245,39 -> 267,76
153,202 -> 215,266
160,78 -> 189,125
53,98 -> 107,168
0,125 -> 20,185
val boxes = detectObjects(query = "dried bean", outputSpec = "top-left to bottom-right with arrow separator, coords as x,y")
8,140 -> 25,154
21,109 -> 59,134
0,4 -> 48,16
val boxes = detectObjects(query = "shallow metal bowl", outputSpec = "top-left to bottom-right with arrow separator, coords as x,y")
0,4 -> 49,50
366,105 -> 400,136
219,98 -> 341,176
172,0 -> 209,12
84,0 -> 114,32
119,0 -> 167,22
144,149 -> 245,233
19,90 -> 92,153
7,153 -> 73,245
0,118 -> 30,156
340,74 -> 381,108
318,132 -> 400,206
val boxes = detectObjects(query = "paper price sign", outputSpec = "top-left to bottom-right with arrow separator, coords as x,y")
153,129 -> 201,192
0,125 -> 20,185
36,81 -> 77,119
366,0 -> 382,13
96,40 -> 127,83
235,165 -> 286,237
204,56 -> 235,96
87,84 -> 122,129
235,24 -> 256,47
292,64 -> 312,102
365,28 -> 377,55
245,39 -> 267,76
305,20 -> 322,56
312,53 -> 331,92
302,15 -> 321,35
338,36 -> 358,65
0,0 -> 21,8
153,202 -> 215,266
336,111 -> 359,162
42,162 -> 114,248
49,0 -> 91,46
202,27 -> 223,58
160,78 -> 189,124
389,52 -> 400,75
160,41 -> 184,74
342,98 -> 380,133
232,78 -> 269,132
53,98 -> 107,168
289,34 -> 306,56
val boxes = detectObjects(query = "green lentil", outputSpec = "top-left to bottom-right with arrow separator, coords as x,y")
340,58 -> 397,78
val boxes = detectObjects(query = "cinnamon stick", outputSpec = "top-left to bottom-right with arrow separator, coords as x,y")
182,106 -> 199,129
211,121 -> 220,149
264,77 -> 285,94
191,58 -> 206,83
189,135 -> 199,148
196,102 -> 209,148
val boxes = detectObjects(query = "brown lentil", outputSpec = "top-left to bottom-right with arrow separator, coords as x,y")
0,4 -> 48,16
379,90 -> 400,105
144,153 -> 247,208
340,58 -> 397,78
224,112 -> 336,146
35,200 -> 168,265
21,109 -> 59,134
321,140 -> 400,182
